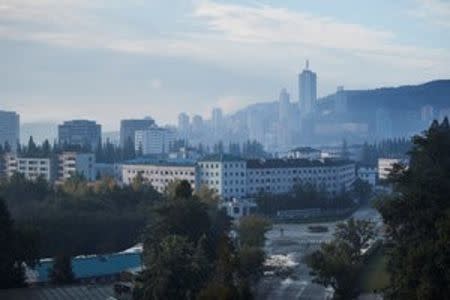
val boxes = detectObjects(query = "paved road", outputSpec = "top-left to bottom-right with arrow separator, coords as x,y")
257,207 -> 381,300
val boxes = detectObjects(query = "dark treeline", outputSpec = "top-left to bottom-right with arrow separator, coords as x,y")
0,173 -> 162,257
361,137 -> 412,166
255,183 -> 356,216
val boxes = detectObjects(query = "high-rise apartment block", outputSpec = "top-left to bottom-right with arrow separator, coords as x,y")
135,126 -> 176,155
120,118 -> 155,148
0,110 -> 20,151
298,60 -> 317,115
58,120 -> 101,150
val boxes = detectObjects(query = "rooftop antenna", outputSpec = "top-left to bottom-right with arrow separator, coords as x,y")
305,59 -> 309,70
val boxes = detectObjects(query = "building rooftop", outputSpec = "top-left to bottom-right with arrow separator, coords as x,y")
247,158 -> 354,169
198,154 -> 244,162
289,147 -> 321,153
0,284 -> 115,300
123,158 -> 196,167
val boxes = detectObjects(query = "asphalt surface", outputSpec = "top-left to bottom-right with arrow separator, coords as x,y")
256,207 -> 382,300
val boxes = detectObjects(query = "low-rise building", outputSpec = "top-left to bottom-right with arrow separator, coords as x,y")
357,165 -> 378,186
5,154 -> 54,182
58,152 -> 96,182
219,199 -> 257,219
122,160 -> 196,193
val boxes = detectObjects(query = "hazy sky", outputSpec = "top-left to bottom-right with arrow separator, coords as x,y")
1,0 -> 450,130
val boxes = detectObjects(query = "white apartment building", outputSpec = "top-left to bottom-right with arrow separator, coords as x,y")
197,155 -> 247,201
246,159 -> 355,197
196,155 -> 355,200
5,154 -> 54,182
135,126 -> 176,155
357,166 -> 378,186
378,158 -> 404,180
122,160 -> 196,193
58,152 -> 95,182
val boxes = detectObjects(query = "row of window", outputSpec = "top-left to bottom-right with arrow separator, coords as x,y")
126,169 -> 194,176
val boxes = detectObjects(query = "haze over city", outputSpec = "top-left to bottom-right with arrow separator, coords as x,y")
2,0 -> 450,129
1,1 -> 450,300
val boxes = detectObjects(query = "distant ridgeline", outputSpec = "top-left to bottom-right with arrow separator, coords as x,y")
316,80 -> 450,136
230,80 -> 450,144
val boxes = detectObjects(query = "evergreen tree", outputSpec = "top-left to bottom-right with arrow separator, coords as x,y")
0,198 -> 39,289
376,118 -> 450,299
49,254 -> 75,284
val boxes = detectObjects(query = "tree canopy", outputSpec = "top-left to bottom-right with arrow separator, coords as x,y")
376,118 -> 450,299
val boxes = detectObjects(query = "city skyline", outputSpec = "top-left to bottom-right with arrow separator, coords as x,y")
1,0 -> 450,130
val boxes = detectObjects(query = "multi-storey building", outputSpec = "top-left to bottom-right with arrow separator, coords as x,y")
135,126 -> 176,155
122,160 -> 196,193
298,60 -> 317,115
197,154 -> 247,200
5,154 -> 54,182
0,110 -> 20,152
58,120 -> 101,150
246,158 -> 355,197
120,118 -> 155,148
57,152 -> 96,182
357,165 -> 378,186
378,158 -> 406,180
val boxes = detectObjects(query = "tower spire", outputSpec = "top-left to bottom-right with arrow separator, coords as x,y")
305,59 -> 309,70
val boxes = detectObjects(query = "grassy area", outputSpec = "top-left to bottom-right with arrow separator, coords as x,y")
359,246 -> 390,293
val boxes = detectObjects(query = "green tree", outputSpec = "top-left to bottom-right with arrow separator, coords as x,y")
237,215 -> 272,248
376,118 -> 450,299
306,241 -> 361,300
306,218 -> 375,299
0,198 -> 39,289
49,254 -> 75,284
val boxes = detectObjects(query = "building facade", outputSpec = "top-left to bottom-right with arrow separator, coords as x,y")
357,166 -> 378,186
122,160 -> 196,193
246,159 -> 355,197
135,126 -> 176,155
378,158 -> 404,180
0,110 -> 20,152
120,118 -> 155,148
5,154 -> 54,182
58,152 -> 96,182
197,154 -> 247,201
58,120 -> 101,150
197,155 -> 355,200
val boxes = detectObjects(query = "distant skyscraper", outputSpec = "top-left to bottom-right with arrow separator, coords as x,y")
120,118 -> 155,148
58,120 -> 101,150
177,113 -> 190,140
0,110 -> 20,151
192,115 -> 204,134
298,60 -> 317,115
278,88 -> 292,151
278,88 -> 290,122
212,108 -> 224,136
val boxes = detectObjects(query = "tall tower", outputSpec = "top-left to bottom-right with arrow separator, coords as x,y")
298,60 -> 317,115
